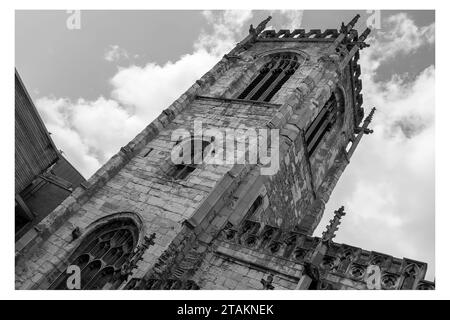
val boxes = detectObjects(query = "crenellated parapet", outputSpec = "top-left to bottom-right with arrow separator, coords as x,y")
217,217 -> 434,290
258,28 -> 340,40
124,277 -> 200,290
348,43 -> 365,126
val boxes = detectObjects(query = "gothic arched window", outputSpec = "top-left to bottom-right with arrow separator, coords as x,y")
246,195 -> 263,218
50,218 -> 139,290
237,53 -> 300,102
168,137 -> 211,180
305,90 -> 345,156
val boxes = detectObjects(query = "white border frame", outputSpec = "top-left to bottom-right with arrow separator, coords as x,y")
2,0 -> 446,300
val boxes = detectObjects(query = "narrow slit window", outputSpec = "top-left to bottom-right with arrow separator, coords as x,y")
237,53 -> 300,102
305,93 -> 341,156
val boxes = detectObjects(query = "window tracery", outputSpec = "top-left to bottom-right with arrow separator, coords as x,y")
51,218 -> 140,290
237,53 -> 300,102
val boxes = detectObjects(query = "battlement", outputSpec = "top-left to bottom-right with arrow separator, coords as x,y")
218,220 -> 434,290
349,45 -> 365,126
258,28 -> 341,41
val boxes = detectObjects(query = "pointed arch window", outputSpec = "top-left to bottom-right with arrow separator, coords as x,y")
50,218 -> 139,290
246,195 -> 263,219
237,53 -> 300,102
305,90 -> 345,156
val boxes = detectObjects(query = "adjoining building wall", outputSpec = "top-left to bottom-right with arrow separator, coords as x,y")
15,71 -> 60,194
15,70 -> 86,239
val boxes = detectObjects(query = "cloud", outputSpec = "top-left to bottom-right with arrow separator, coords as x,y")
264,10 -> 304,32
316,13 -> 435,280
195,10 -> 253,56
278,10 -> 304,30
110,50 -> 218,119
104,44 -> 132,62
36,96 -> 144,174
365,13 -> 435,70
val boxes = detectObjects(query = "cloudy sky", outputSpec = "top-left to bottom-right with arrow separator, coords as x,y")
16,10 -> 435,280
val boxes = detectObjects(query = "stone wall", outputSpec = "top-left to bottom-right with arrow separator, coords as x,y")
191,226 -> 434,290
191,244 -> 300,290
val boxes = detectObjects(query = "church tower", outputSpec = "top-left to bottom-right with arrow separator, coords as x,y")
15,14 -> 433,290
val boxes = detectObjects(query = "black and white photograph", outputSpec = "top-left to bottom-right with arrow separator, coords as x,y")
3,0 -> 448,305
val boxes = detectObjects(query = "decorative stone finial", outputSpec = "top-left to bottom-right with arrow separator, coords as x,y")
364,107 -> 376,125
347,14 -> 361,31
359,28 -> 371,41
333,14 -> 362,51
355,28 -> 372,49
356,107 -> 376,134
321,206 -> 346,243
249,24 -> 255,35
251,16 -> 272,35
347,107 -> 376,158
120,233 -> 156,281
71,227 -> 81,241
340,14 -> 360,33
143,233 -> 157,248
261,274 -> 275,290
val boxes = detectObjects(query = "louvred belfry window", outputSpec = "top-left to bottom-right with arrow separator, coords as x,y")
305,92 -> 342,156
237,53 -> 300,102
51,219 -> 139,290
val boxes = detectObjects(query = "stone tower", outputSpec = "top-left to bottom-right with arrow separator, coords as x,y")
15,15 -> 434,290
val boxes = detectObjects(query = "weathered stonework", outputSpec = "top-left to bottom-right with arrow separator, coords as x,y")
15,15 -> 433,290
186,219 -> 434,290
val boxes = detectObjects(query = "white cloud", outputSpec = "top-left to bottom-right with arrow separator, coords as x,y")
110,50 -> 218,119
195,10 -> 253,56
104,44 -> 131,62
278,10 -> 304,30
365,13 -> 435,70
48,123 -> 102,177
36,96 -> 144,175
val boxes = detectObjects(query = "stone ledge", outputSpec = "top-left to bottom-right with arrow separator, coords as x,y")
256,38 -> 335,43
215,245 -> 303,282
196,95 -> 281,108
